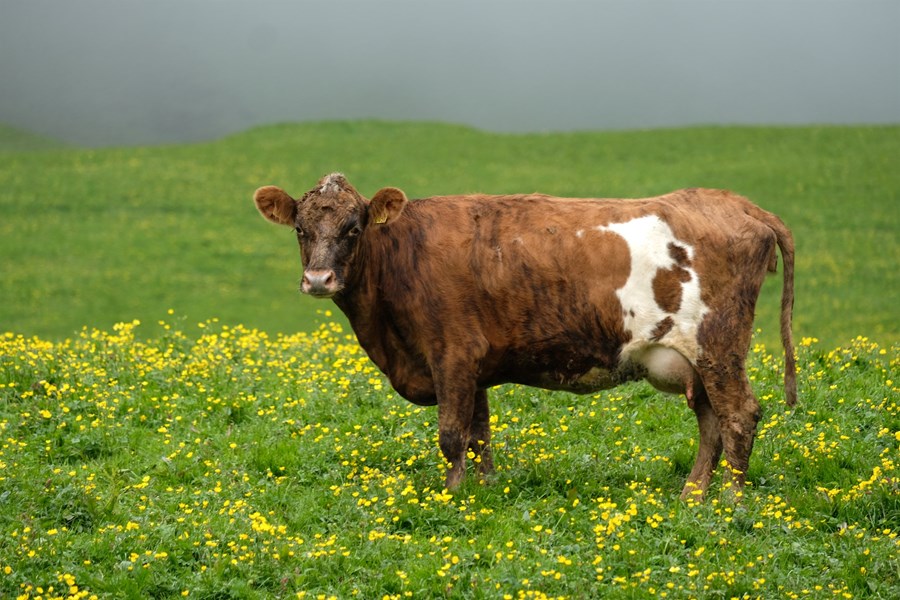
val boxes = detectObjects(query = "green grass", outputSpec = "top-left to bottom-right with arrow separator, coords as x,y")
0,121 -> 898,347
0,320 -> 897,598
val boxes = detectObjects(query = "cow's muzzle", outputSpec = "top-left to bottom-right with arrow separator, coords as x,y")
301,269 -> 340,298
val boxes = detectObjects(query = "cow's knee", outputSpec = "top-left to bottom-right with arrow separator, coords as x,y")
719,407 -> 760,488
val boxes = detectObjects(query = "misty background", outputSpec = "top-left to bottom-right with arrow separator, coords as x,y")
1,0 -> 898,147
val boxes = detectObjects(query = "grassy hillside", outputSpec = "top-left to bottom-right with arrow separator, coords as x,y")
1,122 -> 898,598
0,121 -> 898,348
0,124 -> 68,152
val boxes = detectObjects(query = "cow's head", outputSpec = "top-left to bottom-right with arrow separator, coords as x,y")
254,173 -> 407,298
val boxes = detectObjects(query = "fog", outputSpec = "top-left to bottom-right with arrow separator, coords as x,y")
1,0 -> 897,147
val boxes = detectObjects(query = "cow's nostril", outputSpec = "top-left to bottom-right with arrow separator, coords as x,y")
302,270 -> 339,296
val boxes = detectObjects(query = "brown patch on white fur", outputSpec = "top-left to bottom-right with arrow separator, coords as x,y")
652,265 -> 691,313
650,316 -> 675,341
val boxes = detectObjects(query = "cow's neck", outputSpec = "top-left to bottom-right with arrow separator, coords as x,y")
333,284 -> 381,350
331,236 -> 393,375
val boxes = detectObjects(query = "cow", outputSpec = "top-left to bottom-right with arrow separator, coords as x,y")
253,173 -> 796,499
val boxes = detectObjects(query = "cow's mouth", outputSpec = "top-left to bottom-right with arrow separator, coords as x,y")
304,289 -> 338,299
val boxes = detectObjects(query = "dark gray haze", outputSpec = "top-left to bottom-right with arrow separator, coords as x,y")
1,0 -> 897,147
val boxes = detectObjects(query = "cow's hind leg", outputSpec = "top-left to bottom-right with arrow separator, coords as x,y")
681,385 -> 723,501
697,365 -> 761,497
469,389 -> 494,479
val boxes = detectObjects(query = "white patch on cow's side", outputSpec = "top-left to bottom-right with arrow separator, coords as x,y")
576,229 -> 585,239
596,215 -> 708,362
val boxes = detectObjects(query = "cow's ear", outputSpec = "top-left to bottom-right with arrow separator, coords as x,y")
369,187 -> 408,226
254,186 -> 297,226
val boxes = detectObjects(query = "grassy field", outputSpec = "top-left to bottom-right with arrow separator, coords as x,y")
0,121 -> 898,347
0,319 -> 897,599
1,122 -> 898,598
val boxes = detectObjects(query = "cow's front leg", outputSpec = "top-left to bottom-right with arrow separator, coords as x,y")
433,360 -> 480,489
470,389 -> 494,479
437,388 -> 474,489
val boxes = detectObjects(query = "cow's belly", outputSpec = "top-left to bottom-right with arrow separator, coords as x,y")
502,344 -> 697,397
379,339 -> 697,403
532,366 -> 624,394
500,356 -> 639,395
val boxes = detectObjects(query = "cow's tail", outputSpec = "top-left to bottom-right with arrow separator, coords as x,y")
749,204 -> 798,407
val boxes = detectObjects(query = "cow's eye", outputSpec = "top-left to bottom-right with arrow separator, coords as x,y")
294,226 -> 306,238
347,225 -> 362,238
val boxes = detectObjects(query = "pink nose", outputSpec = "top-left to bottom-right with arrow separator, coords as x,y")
301,269 -> 339,297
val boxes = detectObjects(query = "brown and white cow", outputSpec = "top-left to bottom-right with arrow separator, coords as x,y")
254,173 -> 796,499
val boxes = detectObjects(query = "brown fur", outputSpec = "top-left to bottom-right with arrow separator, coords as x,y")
253,175 -> 797,498
652,265 -> 691,313
650,317 -> 675,341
